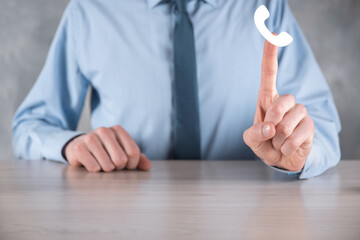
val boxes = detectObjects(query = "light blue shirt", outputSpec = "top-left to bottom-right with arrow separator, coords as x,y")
12,0 -> 341,179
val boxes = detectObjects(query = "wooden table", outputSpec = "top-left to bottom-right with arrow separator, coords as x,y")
0,160 -> 359,240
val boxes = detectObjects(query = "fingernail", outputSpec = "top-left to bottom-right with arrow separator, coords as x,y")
262,124 -> 272,138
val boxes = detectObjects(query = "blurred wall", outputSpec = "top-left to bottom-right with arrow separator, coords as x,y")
0,0 -> 359,161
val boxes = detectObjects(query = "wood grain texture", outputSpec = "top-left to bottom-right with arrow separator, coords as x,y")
0,160 -> 359,240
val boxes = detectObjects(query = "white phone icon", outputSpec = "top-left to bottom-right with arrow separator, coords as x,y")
254,5 -> 293,47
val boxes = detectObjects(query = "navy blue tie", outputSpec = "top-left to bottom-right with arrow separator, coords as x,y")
172,0 -> 201,159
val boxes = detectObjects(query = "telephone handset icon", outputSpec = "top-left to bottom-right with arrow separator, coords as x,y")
254,5 -> 293,47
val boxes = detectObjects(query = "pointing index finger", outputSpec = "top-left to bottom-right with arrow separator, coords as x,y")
260,38 -> 279,110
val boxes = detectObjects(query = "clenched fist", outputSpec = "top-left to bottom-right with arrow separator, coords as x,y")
64,125 -> 151,172
243,39 -> 315,172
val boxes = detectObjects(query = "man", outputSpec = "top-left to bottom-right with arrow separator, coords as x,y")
12,0 -> 341,179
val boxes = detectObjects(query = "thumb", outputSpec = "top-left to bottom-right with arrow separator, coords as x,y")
137,153 -> 152,171
243,122 -> 276,149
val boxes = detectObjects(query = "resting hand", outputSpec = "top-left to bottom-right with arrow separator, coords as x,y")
64,125 -> 151,172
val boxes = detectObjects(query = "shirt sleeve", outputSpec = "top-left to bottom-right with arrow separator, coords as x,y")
261,0 -> 341,179
12,0 -> 88,163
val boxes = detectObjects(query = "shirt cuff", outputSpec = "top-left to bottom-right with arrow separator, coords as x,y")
261,158 -> 302,176
41,130 -> 85,164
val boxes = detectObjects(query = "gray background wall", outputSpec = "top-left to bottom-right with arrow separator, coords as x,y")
0,0 -> 359,161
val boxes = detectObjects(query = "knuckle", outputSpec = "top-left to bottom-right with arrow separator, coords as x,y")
72,142 -> 84,152
277,124 -> 292,137
127,146 -> 140,159
284,94 -> 295,103
112,152 -> 127,167
270,104 -> 283,116
114,158 -> 127,168
84,134 -> 97,145
113,125 -> 124,132
73,143 -> 88,156
297,104 -> 307,115
286,138 -> 300,151
95,127 -> 109,136
306,116 -> 315,127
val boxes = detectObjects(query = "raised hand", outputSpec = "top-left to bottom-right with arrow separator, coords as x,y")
64,125 -> 151,172
243,39 -> 315,172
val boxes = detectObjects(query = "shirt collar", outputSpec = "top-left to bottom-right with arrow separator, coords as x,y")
147,0 -> 218,9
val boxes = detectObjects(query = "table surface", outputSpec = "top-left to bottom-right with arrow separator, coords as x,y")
0,159 -> 359,240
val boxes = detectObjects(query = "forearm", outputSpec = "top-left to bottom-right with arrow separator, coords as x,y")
12,1 -> 89,163
12,118 -> 84,162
